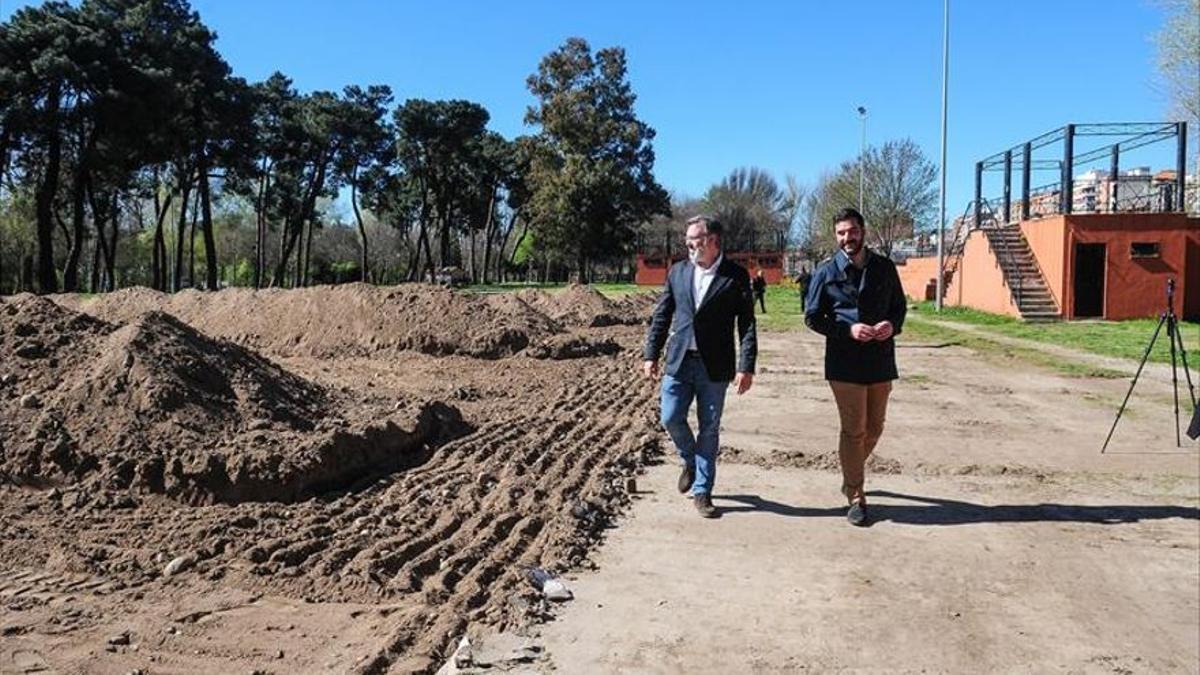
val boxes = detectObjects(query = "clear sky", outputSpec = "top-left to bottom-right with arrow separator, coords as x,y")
1,0 -> 1181,219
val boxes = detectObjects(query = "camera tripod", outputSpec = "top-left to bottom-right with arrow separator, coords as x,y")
1101,278 -> 1197,453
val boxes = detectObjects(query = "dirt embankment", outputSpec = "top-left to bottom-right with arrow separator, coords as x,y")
516,284 -> 654,328
56,283 -> 642,360
1,295 -> 466,505
0,283 -> 663,673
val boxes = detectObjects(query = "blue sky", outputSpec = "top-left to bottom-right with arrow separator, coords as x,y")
1,0 -> 1179,219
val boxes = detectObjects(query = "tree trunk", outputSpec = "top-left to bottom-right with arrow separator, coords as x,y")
173,166 -> 192,292
22,255 -> 34,293
405,226 -> 421,282
198,155 -> 218,291
421,217 -> 436,283
188,182 -> 200,288
468,230 -> 477,284
34,86 -> 63,294
63,131 -> 92,292
303,214 -> 315,287
272,217 -> 295,287
85,176 -> 109,293
351,168 -> 368,282
254,158 -> 270,289
0,125 -> 11,190
294,221 -> 304,287
104,192 -> 118,291
151,173 -> 172,292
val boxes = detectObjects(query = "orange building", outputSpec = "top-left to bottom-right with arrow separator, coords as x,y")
898,213 -> 1199,321
635,252 -> 786,286
897,122 -> 1198,321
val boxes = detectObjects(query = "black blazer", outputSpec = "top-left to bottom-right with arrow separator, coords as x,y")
643,256 -> 757,382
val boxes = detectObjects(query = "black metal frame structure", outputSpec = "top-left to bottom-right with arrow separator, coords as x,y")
973,121 -> 1189,227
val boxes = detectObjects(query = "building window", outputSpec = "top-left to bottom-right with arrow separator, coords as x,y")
1130,242 -> 1160,259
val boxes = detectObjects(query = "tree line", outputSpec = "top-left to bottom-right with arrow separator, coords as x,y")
0,0 -> 948,296
0,1 -> 669,294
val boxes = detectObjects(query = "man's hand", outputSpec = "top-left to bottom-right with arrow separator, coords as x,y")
642,360 -> 659,380
849,323 -> 876,342
734,371 -> 753,395
872,320 -> 894,341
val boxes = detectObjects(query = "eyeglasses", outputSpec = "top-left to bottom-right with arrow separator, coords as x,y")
684,234 -> 709,244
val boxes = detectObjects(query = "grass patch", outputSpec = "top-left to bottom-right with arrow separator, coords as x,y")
901,318 -> 1130,379
755,286 -> 807,332
909,301 -> 1199,365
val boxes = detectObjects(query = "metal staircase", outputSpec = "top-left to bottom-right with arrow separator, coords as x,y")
980,226 -> 1060,321
941,199 -> 1060,321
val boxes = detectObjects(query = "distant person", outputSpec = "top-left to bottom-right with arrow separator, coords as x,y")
804,207 -> 906,527
796,268 -> 812,312
643,215 -> 757,519
752,269 -> 768,313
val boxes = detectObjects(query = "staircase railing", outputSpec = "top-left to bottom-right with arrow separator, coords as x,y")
939,199 -> 977,292
976,199 -> 1025,308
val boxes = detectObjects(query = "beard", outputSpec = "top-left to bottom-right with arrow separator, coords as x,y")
841,240 -> 862,256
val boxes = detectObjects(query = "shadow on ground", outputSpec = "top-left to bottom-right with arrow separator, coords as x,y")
713,491 -> 1199,525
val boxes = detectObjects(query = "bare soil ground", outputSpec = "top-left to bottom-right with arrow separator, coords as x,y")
1,288 -> 1196,674
0,284 -> 659,674
470,325 -> 1200,674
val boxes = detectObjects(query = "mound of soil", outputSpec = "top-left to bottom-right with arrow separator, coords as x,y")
0,293 -> 113,388
612,290 -> 659,318
517,285 -> 648,328
62,283 -> 563,360
526,332 -> 623,360
1,299 -> 467,504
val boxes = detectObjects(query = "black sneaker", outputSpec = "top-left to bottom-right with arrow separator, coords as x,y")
678,465 -> 695,494
694,494 -> 719,519
847,501 -> 868,527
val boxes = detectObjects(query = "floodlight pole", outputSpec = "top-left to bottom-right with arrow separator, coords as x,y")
857,106 -> 867,214
935,0 -> 949,311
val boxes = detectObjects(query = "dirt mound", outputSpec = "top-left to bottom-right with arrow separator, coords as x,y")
612,290 -> 659,318
0,346 -> 662,672
527,332 -> 623,360
64,284 -> 563,360
2,302 -> 467,504
517,285 -> 647,328
481,292 -> 564,336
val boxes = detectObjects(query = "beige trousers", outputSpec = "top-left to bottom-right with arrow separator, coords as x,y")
829,380 -> 893,503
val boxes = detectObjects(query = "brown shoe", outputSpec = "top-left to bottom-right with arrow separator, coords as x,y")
693,494 -> 718,519
678,465 -> 695,494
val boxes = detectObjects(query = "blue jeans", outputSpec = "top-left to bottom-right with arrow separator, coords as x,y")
660,353 -> 728,496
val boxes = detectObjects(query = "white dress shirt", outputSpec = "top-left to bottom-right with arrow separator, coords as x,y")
689,254 -> 722,350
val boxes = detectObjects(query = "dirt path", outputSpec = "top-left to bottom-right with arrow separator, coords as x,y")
471,328 -> 1200,673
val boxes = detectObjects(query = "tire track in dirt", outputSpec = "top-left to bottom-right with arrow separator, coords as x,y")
350,359 -> 659,673
3,286 -> 661,674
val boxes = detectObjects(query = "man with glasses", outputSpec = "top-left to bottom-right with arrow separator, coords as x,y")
643,215 -> 758,518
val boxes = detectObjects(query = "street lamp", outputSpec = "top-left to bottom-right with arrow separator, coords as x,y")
857,106 -> 867,213
935,0 -> 949,311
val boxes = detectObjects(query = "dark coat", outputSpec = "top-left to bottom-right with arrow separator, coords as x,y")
643,256 -> 758,382
804,248 -> 907,383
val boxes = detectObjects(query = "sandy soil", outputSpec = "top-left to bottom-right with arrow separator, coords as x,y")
0,285 -> 660,674
2,288 -> 1196,674
472,327 -> 1200,674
